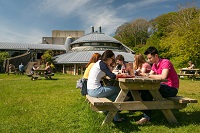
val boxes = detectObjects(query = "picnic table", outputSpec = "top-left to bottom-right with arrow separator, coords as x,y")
7,68 -> 19,75
86,77 -> 198,126
27,68 -> 54,80
178,68 -> 200,80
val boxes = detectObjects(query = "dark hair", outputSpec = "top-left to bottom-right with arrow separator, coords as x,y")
116,54 -> 124,61
101,50 -> 115,61
144,46 -> 158,56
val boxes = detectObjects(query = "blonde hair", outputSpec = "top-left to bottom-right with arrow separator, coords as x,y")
133,54 -> 146,70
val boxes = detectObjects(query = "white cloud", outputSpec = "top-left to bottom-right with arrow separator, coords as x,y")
121,0 -> 164,10
37,0 -> 90,16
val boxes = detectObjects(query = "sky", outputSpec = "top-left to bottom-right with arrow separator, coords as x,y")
0,0 -> 199,44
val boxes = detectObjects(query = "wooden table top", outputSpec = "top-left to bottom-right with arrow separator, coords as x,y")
117,77 -> 167,83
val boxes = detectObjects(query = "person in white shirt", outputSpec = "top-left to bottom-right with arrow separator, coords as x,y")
87,50 -> 125,122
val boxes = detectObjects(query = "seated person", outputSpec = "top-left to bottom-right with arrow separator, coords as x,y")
82,53 -> 101,95
187,61 -> 195,69
112,54 -> 128,74
136,46 -> 179,125
133,54 -> 151,76
87,50 -> 126,122
45,62 -> 52,74
182,61 -> 195,75
30,63 -> 39,74
8,64 -> 15,74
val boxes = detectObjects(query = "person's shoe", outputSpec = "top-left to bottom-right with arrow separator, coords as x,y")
97,111 -> 103,113
136,117 -> 150,125
114,118 -> 125,122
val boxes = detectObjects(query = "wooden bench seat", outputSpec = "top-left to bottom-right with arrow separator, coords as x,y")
86,95 -> 112,106
166,96 -> 198,104
86,95 -> 198,111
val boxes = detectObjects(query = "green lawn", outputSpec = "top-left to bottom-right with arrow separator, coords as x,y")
0,73 -> 200,133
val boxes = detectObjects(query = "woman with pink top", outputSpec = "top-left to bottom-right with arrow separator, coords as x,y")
133,53 -> 151,76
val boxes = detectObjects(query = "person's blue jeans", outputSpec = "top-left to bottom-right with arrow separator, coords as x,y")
87,85 -> 120,101
87,86 -> 121,121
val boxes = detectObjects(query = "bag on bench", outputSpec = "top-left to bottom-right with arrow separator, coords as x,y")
76,78 -> 88,96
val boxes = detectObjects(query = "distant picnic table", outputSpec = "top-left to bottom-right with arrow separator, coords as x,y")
178,68 -> 200,80
27,68 -> 54,80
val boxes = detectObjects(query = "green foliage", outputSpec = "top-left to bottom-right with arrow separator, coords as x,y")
114,4 -> 200,68
41,50 -> 55,68
0,51 -> 9,62
158,7 -> 200,67
114,19 -> 149,52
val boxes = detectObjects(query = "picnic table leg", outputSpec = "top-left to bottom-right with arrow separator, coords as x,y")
149,90 -> 179,124
161,109 -> 179,124
101,90 -> 128,126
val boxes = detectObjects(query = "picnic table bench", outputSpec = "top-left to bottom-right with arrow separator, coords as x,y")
86,77 -> 198,126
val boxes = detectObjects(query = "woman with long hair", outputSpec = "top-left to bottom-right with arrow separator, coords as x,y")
83,53 -> 101,79
87,50 -> 125,122
133,53 -> 151,76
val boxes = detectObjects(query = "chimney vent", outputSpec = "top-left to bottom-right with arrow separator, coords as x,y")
99,26 -> 102,33
91,26 -> 94,33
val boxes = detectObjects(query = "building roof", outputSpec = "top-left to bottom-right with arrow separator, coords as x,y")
54,51 -> 134,64
0,42 -> 65,51
70,33 -> 121,44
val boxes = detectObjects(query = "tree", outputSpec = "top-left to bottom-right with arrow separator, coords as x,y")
159,7 -> 200,67
0,52 -> 9,62
114,19 -> 149,53
41,50 -> 55,68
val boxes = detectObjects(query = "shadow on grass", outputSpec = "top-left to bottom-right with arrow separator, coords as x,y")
112,113 -> 141,132
143,109 -> 200,127
111,109 -> 200,131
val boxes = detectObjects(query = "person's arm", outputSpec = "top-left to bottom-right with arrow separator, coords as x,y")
148,69 -> 169,79
100,61 -> 116,79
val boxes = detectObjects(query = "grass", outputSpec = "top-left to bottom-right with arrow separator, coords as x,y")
0,73 -> 200,133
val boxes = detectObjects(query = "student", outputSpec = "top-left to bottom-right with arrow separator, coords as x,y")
45,62 -> 52,74
113,54 -> 127,74
87,50 -> 125,122
187,61 -> 195,69
18,63 -> 24,75
83,53 -> 101,79
82,53 -> 101,95
186,61 -> 195,74
30,63 -> 39,74
133,54 -> 151,76
136,46 -> 179,125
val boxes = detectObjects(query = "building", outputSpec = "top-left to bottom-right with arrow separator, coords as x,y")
0,27 -> 134,74
54,26 -> 135,75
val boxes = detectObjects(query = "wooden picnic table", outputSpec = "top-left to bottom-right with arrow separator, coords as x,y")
28,68 -> 54,80
102,77 -> 180,125
86,76 -> 198,126
178,68 -> 200,80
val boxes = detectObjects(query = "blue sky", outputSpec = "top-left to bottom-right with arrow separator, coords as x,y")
0,0 -> 199,43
